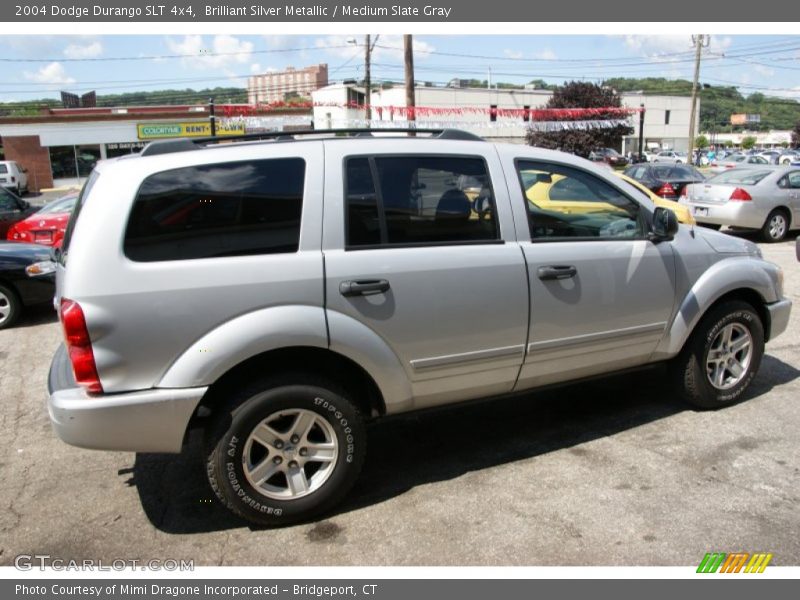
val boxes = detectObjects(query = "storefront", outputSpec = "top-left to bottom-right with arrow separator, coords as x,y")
0,105 -> 312,191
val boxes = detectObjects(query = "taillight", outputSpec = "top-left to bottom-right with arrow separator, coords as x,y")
657,182 -> 677,198
729,188 -> 752,201
11,176 -> 16,183
60,298 -> 103,394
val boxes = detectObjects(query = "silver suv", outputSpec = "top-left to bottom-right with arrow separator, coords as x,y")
47,129 -> 791,526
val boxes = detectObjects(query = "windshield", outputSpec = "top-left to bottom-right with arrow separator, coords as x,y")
36,195 -> 78,215
707,169 -> 772,185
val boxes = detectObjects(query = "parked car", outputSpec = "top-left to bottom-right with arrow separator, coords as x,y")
47,129 -> 791,526
709,154 -> 771,174
653,150 -> 688,164
0,161 -> 29,195
680,166 -> 800,242
778,150 -> 799,165
623,163 -> 705,200
588,147 -> 629,168
6,192 -> 78,247
0,187 -> 36,238
615,173 -> 695,224
0,241 -> 56,329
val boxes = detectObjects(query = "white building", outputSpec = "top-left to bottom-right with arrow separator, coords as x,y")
704,130 -> 793,148
311,84 -> 698,151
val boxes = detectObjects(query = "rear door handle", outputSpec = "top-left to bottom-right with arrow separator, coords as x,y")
339,279 -> 391,297
537,265 -> 577,280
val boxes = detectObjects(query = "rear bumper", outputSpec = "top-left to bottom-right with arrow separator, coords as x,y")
678,198 -> 766,229
767,299 -> 792,342
47,344 -> 206,453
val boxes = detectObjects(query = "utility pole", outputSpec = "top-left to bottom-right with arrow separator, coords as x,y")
404,34 -> 415,129
209,97 -> 216,137
364,35 -> 371,122
688,34 -> 709,157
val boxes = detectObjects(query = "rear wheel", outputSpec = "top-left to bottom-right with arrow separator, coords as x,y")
672,300 -> 764,409
760,209 -> 789,242
0,284 -> 21,330
205,375 -> 366,526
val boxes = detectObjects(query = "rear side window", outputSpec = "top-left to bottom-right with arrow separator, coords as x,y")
124,159 -> 305,262
60,169 -> 100,265
344,155 -> 499,248
0,164 -> 8,174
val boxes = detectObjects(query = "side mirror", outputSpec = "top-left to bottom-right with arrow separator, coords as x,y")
650,206 -> 679,242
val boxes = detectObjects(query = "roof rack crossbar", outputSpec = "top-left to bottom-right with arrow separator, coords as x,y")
139,128 -> 483,157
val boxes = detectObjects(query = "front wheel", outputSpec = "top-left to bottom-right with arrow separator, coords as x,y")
671,300 -> 764,409
205,375 -> 366,526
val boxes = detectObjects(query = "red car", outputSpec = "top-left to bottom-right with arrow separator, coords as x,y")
6,193 -> 77,248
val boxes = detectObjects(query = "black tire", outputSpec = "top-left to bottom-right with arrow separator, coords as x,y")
760,208 -> 790,243
205,374 -> 366,526
0,283 -> 21,330
698,223 -> 722,231
672,300 -> 764,409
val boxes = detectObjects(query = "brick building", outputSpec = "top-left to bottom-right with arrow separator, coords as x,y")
248,64 -> 328,105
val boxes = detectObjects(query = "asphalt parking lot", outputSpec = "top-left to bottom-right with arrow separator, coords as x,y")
0,234 -> 798,567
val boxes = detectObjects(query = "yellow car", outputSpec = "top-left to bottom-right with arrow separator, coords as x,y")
615,173 -> 695,225
520,168 -> 694,225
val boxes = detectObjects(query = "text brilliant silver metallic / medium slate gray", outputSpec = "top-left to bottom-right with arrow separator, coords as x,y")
46,130 -> 791,525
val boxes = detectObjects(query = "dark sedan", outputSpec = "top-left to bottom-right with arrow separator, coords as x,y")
0,241 -> 56,329
0,186 -> 37,238
589,147 -> 629,168
623,163 -> 706,199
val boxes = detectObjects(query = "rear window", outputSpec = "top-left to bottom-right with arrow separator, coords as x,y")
124,158 -> 305,262
0,165 -> 8,174
652,165 -> 702,180
708,170 -> 772,185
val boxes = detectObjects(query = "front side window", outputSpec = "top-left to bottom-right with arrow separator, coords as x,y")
517,160 -> 644,241
345,155 -> 499,247
124,158 -> 305,262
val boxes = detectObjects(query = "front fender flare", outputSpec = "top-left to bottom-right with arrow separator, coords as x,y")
654,257 -> 780,358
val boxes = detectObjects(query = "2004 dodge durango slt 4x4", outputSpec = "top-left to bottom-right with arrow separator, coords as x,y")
46,129 -> 792,526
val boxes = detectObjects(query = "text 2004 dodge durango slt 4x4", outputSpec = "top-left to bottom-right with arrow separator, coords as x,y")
47,129 -> 791,525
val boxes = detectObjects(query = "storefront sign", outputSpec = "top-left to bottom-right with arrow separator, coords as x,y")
137,122 -> 245,140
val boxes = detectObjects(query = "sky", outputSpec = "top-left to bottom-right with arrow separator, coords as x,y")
0,34 -> 798,104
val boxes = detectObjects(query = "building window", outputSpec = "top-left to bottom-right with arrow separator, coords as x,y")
664,110 -> 671,125
48,145 -> 100,179
490,105 -> 498,122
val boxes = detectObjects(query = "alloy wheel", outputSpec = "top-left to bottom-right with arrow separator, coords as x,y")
706,323 -> 753,390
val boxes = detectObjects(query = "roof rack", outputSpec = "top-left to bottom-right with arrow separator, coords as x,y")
139,128 -> 484,157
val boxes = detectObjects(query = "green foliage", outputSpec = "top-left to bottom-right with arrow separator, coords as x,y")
603,77 -> 800,132
793,121 -> 800,147
526,81 -> 633,157
741,135 -> 757,150
695,135 -> 709,149
0,87 -> 247,116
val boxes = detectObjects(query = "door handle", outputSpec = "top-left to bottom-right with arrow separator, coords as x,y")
537,265 -> 577,280
339,279 -> 391,297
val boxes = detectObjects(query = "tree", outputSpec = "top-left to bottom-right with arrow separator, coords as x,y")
741,135 -> 757,150
724,140 -> 734,148
525,82 -> 633,157
793,121 -> 800,148
695,135 -> 709,149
